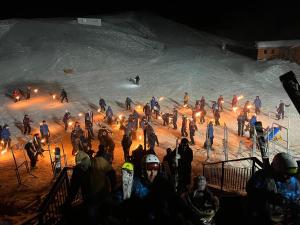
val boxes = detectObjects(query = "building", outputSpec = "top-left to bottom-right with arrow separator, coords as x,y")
256,40 -> 300,64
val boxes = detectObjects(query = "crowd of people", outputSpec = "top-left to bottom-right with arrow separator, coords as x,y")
1,86 -> 298,225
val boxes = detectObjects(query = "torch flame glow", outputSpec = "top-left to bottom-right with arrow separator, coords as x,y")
195,112 -> 201,117
68,121 -> 73,126
233,107 -> 238,113
1,149 -> 7,155
97,108 -> 101,112
34,89 -> 38,93
78,113 -> 82,117
247,105 -> 252,109
237,95 -> 243,100
221,100 -> 224,104
183,104 -> 188,108
41,139 -> 45,143
118,115 -> 123,120
158,116 -> 162,120
16,96 -> 20,100
52,94 -> 56,99
138,135 -> 142,140
159,97 -> 164,101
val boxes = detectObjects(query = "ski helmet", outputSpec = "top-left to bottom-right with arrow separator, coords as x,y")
145,154 -> 160,170
271,152 -> 298,175
122,162 -> 134,172
181,137 -> 189,145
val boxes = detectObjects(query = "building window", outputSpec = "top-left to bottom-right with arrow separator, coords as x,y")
264,49 -> 267,54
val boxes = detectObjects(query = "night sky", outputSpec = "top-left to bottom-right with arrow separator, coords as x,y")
1,1 -> 300,41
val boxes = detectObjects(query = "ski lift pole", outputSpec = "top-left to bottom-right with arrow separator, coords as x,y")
252,127 -> 256,157
223,123 -> 228,161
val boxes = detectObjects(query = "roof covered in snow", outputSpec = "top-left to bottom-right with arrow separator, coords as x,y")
256,40 -> 300,48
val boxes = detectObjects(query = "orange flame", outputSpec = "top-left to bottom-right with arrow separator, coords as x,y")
237,95 -> 243,100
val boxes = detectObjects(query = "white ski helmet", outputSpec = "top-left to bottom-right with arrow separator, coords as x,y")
145,154 -> 160,164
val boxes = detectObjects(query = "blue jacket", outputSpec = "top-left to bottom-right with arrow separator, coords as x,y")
40,124 -> 49,135
208,124 -> 214,138
99,98 -> 106,107
150,98 -> 156,109
253,98 -> 262,108
106,107 -> 113,118
250,116 -> 257,126
1,128 -> 11,140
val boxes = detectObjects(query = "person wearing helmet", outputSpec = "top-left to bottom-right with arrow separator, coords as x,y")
246,152 -> 300,225
182,176 -> 219,224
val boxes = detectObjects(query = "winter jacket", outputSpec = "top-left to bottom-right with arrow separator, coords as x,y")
106,107 -> 113,118
99,98 -> 106,107
1,128 -> 11,140
208,125 -> 214,138
40,124 -> 49,135
253,98 -> 262,108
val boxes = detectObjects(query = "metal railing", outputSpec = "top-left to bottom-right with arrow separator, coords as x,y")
203,157 -> 263,194
38,166 -> 75,225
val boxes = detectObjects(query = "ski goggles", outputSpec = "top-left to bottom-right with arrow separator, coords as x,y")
146,163 -> 160,171
287,167 -> 298,175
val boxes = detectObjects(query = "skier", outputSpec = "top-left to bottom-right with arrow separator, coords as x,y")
85,119 -> 94,140
143,103 -> 151,121
189,118 -> 198,145
25,140 -> 38,169
135,75 -> 140,85
200,96 -> 206,110
23,114 -> 32,135
232,94 -> 238,108
87,109 -> 94,124
150,96 -> 157,112
181,114 -> 188,137
33,133 -> 44,157
125,97 -> 133,110
249,115 -> 257,138
162,112 -> 171,126
121,134 -> 132,161
63,110 -> 71,131
60,88 -> 68,103
217,95 -> 224,111
40,120 -> 50,144
253,96 -> 262,115
183,92 -> 189,106
99,97 -> 106,112
26,86 -> 31,99
172,107 -> 178,129
276,100 -> 290,120
211,101 -> 218,115
237,111 -> 246,136
153,101 -> 160,119
105,106 -> 113,125
200,108 -> 206,124
214,109 -> 221,126
147,131 -> 159,150
207,121 -> 214,147
1,124 -> 11,150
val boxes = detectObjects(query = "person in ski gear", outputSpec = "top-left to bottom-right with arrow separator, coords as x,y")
40,120 -> 50,144
181,114 -> 188,137
125,97 -> 133,110
276,100 -> 290,120
25,140 -> 38,169
253,96 -> 262,115
135,75 -> 140,85
184,92 -> 189,106
249,115 -> 257,138
60,88 -> 68,103
217,95 -> 224,111
33,133 -> 44,156
189,118 -> 198,145
86,109 -> 93,124
150,96 -> 156,112
99,97 -> 106,112
211,101 -> 218,115
172,107 -> 178,129
153,101 -> 160,119
232,94 -> 238,108
121,134 -> 132,161
98,130 -> 115,163
207,121 -> 214,147
63,110 -> 71,131
105,106 -> 113,125
147,130 -> 159,150
246,152 -> 300,225
23,114 -> 32,135
214,109 -> 221,126
1,124 -> 11,150
132,110 -> 139,129
200,108 -> 206,124
200,96 -> 206,110
237,111 -> 246,136
243,100 -> 251,114
26,86 -> 31,99
175,138 -> 193,193
143,103 -> 151,121
162,112 -> 171,126
182,176 -> 219,224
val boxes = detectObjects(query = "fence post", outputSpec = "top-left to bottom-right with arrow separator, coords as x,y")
221,161 -> 225,192
223,123 -> 228,161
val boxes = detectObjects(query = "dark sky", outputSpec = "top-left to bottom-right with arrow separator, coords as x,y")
1,1 -> 300,41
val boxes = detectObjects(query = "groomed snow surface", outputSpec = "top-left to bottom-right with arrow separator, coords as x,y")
0,12 -> 300,223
